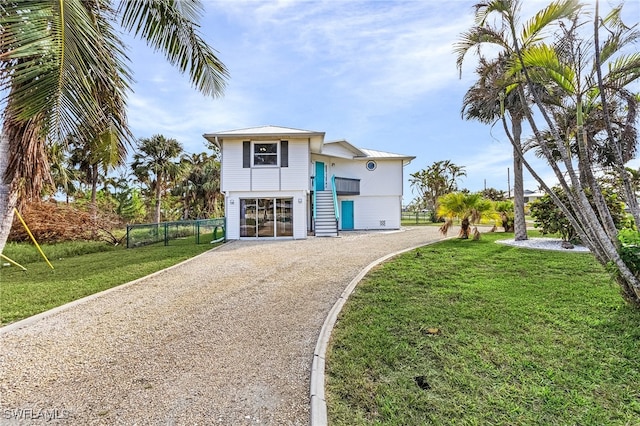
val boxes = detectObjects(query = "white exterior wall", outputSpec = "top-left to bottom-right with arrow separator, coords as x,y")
313,155 -> 405,230
224,195 -> 241,240
220,141 -> 251,192
221,138 -> 310,192
220,137 -> 310,239
338,195 -> 402,229
282,140 -> 310,191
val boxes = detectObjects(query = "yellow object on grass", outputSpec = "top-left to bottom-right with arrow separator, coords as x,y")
1,253 -> 27,271
13,208 -> 54,270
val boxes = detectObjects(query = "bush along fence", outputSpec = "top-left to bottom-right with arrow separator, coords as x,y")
126,218 -> 226,248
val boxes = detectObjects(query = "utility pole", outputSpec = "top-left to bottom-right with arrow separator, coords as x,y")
507,167 -> 511,198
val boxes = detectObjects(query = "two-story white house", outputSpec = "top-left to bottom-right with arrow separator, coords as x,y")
203,125 -> 415,239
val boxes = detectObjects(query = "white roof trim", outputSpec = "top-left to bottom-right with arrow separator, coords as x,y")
204,125 -> 324,138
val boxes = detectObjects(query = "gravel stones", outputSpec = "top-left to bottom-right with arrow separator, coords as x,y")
0,227 -> 443,425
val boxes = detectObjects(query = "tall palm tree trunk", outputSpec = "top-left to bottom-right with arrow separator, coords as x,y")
155,180 -> 162,224
460,218 -> 470,239
0,133 -> 17,255
90,163 -> 99,222
512,120 -> 527,241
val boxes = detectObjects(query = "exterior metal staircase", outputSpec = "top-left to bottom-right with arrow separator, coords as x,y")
314,190 -> 338,237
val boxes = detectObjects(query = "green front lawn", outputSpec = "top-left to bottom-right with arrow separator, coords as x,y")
326,233 -> 640,425
0,238 -> 216,325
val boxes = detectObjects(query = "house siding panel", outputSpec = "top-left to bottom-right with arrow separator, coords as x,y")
358,160 -> 403,196
225,196 -> 241,240
293,194 -> 307,238
281,140 -> 309,191
251,168 -> 280,191
318,157 -> 403,196
222,142 -> 251,192
348,195 -> 402,230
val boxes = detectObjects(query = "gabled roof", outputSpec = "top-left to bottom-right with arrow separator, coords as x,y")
322,139 -> 367,157
319,140 -> 415,165
358,148 -> 416,161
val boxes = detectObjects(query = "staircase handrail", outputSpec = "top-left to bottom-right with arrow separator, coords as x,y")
313,186 -> 317,232
331,175 -> 340,224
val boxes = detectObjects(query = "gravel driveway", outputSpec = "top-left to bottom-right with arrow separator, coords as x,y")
0,226 -> 443,425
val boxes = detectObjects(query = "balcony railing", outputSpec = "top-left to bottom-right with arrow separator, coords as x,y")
334,177 -> 360,195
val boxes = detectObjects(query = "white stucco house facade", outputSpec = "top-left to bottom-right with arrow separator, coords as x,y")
203,125 -> 415,239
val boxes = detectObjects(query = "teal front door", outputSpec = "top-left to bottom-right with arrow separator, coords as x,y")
341,200 -> 354,230
315,161 -> 325,191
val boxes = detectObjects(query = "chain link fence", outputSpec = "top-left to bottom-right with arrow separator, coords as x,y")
401,211 -> 432,224
126,218 -> 226,248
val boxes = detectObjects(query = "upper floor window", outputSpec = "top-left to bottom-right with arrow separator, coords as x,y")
254,143 -> 278,166
243,140 -> 288,168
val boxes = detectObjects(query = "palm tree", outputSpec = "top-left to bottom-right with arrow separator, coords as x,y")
409,160 -> 466,222
456,0 -> 583,242
67,127 -> 126,222
461,55 -> 529,240
515,10 -> 640,297
437,192 -> 497,239
457,0 -> 640,304
0,1 -> 228,254
46,142 -> 80,203
494,200 -> 515,232
131,135 -> 184,223
175,152 -> 222,219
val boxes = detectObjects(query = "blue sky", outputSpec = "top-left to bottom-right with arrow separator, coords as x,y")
121,0 -> 640,205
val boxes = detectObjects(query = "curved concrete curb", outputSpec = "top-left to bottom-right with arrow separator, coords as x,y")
0,242 -> 232,335
310,240 -> 441,426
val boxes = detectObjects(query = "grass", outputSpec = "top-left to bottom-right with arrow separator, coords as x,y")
0,238 -> 216,325
326,232 -> 640,425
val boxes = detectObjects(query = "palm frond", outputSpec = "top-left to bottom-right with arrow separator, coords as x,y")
2,1 -> 122,141
454,26 -> 511,74
512,44 -> 576,94
473,0 -> 515,27
2,0 -> 132,197
605,53 -> 640,88
3,112 -> 51,205
438,219 -> 453,236
118,0 -> 229,98
598,9 -> 640,65
521,0 -> 582,47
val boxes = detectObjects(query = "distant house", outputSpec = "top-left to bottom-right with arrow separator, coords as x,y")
203,125 -> 415,239
522,189 -> 545,204
509,189 -> 546,203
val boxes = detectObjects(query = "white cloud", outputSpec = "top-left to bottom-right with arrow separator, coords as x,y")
207,1 -> 476,110
120,0 -> 638,201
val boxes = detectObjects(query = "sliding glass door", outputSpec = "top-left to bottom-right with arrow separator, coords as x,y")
240,198 -> 293,238
276,198 -> 293,237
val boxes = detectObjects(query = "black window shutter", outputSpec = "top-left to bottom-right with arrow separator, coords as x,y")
243,141 -> 250,168
281,141 -> 288,167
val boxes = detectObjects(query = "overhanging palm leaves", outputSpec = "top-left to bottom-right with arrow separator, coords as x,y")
118,0 -> 228,97
0,0 -> 229,254
1,0 -> 227,192
1,1 -> 130,141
